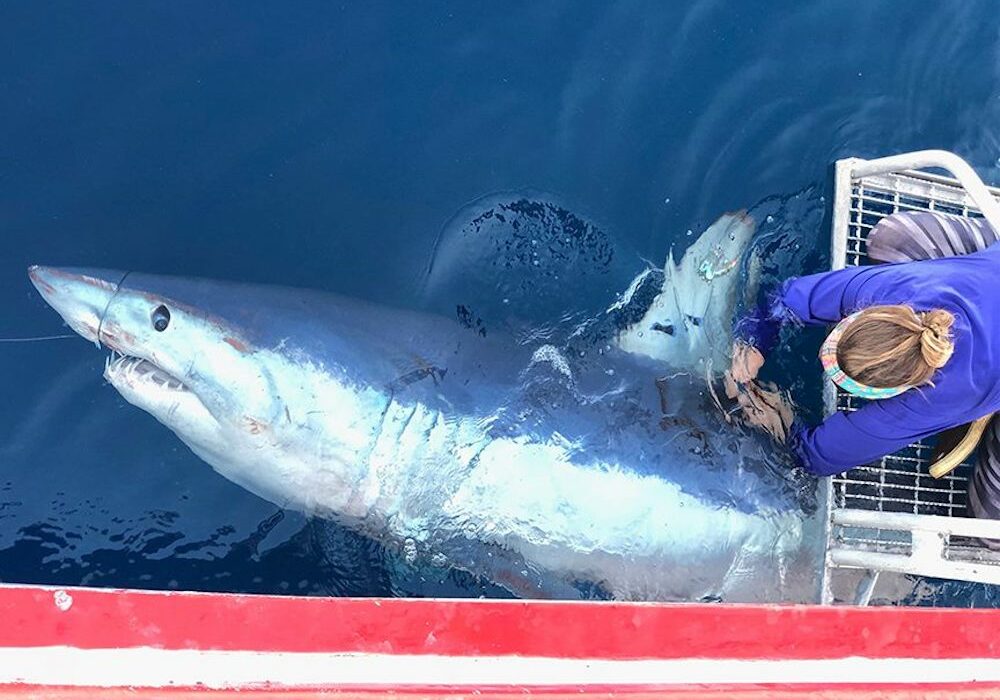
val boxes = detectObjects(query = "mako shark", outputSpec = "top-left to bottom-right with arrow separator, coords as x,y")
28,214 -> 803,602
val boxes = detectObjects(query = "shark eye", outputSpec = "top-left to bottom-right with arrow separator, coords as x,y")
686,315 -> 702,327
151,305 -> 171,332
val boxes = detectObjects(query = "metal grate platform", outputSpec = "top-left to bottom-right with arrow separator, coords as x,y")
821,152 -> 1000,603
833,174 -> 982,522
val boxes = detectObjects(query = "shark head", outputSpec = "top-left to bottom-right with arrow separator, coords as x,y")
615,211 -> 757,372
28,265 -> 386,518
28,266 -> 284,454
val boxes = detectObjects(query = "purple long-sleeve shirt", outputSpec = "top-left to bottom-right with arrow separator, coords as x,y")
735,244 -> 1000,476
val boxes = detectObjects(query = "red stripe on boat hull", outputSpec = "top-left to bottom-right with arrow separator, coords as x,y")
4,686 -> 1000,700
1,584 -> 999,660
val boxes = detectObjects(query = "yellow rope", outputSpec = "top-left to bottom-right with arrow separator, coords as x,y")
928,414 -> 994,479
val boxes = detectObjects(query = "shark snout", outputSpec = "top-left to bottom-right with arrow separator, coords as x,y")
29,265 -> 127,344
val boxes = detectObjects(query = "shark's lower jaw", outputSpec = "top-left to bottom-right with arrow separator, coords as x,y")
104,352 -> 189,393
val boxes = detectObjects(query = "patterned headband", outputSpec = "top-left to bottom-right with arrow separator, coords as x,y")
820,311 -> 911,400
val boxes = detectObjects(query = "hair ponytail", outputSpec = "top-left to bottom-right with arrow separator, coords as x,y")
918,309 -> 955,369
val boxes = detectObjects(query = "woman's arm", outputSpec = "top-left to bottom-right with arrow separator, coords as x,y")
787,394 -> 950,476
734,266 -> 873,350
731,266 -> 874,383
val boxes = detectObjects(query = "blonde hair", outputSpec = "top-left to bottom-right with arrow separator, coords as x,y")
837,305 -> 955,388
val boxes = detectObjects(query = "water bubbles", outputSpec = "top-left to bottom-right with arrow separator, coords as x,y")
664,197 -> 671,204
686,229 -> 693,237
503,298 -> 510,304
637,331 -> 644,338
403,537 -> 417,564
605,368 -> 615,376
996,156 -> 1000,168
766,215 -> 774,224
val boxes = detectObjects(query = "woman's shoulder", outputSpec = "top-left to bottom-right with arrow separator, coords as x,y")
853,251 -> 997,308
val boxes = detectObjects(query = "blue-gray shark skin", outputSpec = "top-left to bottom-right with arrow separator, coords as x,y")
28,230 -> 804,602
616,211 -> 758,372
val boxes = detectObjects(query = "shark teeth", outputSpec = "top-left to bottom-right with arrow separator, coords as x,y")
104,352 -> 187,392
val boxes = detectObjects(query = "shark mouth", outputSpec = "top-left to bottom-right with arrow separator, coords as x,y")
104,351 -> 189,392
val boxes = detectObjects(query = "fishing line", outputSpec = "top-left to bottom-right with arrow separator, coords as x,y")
94,270 -> 132,347
14,270 -> 134,348
0,334 -> 77,343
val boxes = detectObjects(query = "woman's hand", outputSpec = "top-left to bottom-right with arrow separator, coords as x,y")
724,372 -> 794,443
731,342 -> 765,384
742,381 -> 794,443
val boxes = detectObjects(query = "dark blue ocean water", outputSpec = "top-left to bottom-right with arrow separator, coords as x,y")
3,1 -> 1000,601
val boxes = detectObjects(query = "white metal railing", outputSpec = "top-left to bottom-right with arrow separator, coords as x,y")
821,150 -> 1000,605
850,150 -> 1000,232
829,509 -> 1000,585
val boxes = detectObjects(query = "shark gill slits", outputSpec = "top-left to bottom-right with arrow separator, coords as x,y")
651,322 -> 674,336
151,305 -> 171,332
